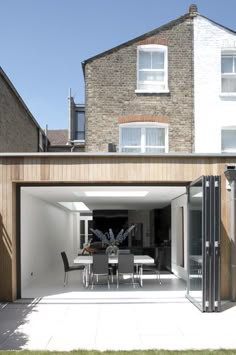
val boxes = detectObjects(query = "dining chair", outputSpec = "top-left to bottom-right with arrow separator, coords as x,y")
91,254 -> 110,289
116,254 -> 135,288
61,251 -> 85,287
142,249 -> 163,285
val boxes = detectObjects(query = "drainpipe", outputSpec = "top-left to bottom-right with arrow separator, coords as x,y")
230,180 -> 235,301
68,88 -> 72,143
224,165 -> 236,301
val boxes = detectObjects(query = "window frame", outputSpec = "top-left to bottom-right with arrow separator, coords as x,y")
221,126 -> 236,153
73,108 -> 85,143
221,50 -> 236,96
136,44 -> 169,94
119,122 -> 169,153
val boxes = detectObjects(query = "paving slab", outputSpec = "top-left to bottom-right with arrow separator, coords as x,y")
0,301 -> 236,351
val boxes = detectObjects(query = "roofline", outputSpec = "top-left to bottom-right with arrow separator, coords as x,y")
0,152 -> 236,158
81,12 -> 190,71
0,66 -> 46,135
81,12 -> 236,73
200,14 -> 236,35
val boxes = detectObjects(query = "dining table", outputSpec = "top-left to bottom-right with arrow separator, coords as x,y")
74,254 -> 155,288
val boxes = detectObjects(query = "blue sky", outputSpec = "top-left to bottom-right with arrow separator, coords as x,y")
1,0 -> 236,129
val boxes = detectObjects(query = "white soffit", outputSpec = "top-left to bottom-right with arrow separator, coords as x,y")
21,185 -> 186,210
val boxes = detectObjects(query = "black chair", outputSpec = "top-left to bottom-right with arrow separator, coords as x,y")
91,254 -> 110,289
117,254 -> 135,288
142,250 -> 163,285
61,251 -> 85,287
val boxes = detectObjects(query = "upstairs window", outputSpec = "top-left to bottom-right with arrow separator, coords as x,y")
221,128 -> 236,152
74,110 -> 85,141
136,45 -> 168,93
119,123 -> 168,153
221,52 -> 236,94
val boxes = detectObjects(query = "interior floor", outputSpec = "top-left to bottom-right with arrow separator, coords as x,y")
21,264 -> 187,304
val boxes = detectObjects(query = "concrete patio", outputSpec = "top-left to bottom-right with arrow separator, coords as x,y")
0,298 -> 236,351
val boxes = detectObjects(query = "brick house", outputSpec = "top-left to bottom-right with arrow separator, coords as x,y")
1,5 -> 236,313
81,4 -> 236,154
0,67 -> 47,152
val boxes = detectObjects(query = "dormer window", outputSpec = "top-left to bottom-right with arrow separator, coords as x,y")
221,51 -> 236,94
136,45 -> 169,93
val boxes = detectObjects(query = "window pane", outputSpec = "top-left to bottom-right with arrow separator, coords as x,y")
221,130 -> 236,152
139,51 -> 151,69
222,56 -> 233,73
75,132 -> 85,140
121,127 -> 141,147
75,111 -> 85,131
222,77 -> 236,93
139,71 -> 164,82
146,128 -> 165,146
74,111 -> 85,140
146,147 -> 165,153
121,147 -> 141,153
152,51 -> 164,69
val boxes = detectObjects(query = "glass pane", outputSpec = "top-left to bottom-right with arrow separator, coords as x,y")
74,111 -> 85,140
121,127 -> 141,147
75,111 -> 85,131
221,129 -> 236,152
146,127 -> 165,147
121,147 -> 141,153
139,51 -> 151,69
139,71 -> 164,82
188,178 -> 203,310
88,220 -> 93,238
152,51 -> 164,69
221,56 -> 233,73
80,235 -> 85,249
80,220 -> 85,234
222,77 -> 236,93
146,147 -> 165,153
75,131 -> 85,140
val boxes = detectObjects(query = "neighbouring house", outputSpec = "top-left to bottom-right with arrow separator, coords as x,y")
0,67 -> 47,152
0,5 -> 236,313
47,97 -> 85,152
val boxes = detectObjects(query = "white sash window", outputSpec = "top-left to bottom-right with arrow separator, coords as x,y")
136,45 -> 169,93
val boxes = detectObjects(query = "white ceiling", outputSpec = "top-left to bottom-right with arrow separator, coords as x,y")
22,185 -> 187,211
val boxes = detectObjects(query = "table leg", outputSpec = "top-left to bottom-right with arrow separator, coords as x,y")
139,265 -> 143,287
85,265 -> 90,288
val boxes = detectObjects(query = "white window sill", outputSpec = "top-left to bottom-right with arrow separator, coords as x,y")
220,93 -> 236,98
135,89 -> 170,94
70,140 -> 85,145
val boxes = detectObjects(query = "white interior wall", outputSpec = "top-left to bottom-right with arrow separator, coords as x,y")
171,194 -> 188,280
21,190 -> 73,290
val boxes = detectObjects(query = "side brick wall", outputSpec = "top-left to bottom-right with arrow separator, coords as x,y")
85,17 -> 194,153
0,73 -> 39,152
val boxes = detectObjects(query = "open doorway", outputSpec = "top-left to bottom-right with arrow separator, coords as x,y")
19,185 -> 187,300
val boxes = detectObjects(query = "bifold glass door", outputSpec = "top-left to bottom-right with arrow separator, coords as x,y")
187,176 -> 221,312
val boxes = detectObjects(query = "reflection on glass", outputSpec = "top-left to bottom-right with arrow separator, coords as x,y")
188,179 -> 203,309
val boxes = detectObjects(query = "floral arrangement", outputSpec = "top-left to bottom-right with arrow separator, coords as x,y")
90,224 -> 136,246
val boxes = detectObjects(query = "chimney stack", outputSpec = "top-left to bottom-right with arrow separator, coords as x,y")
189,4 -> 198,17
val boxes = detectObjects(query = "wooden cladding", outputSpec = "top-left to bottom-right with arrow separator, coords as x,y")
0,154 -> 234,301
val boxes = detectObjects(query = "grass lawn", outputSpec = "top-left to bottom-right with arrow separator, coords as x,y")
0,351 -> 236,355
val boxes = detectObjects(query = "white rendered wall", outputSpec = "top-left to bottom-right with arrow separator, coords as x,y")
171,194 -> 188,280
194,16 -> 236,153
21,190 -> 73,290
